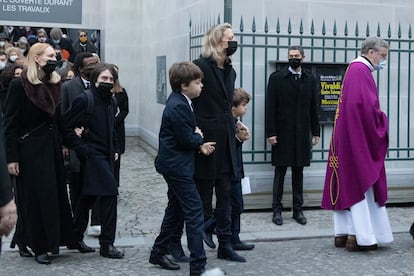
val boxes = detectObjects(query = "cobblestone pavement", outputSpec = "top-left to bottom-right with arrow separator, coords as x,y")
1,137 -> 414,275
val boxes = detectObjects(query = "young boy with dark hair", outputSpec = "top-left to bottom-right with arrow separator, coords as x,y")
149,61 -> 218,276
231,87 -> 255,250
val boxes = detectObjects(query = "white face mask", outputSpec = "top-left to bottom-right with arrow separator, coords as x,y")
374,59 -> 387,71
0,61 -> 5,70
9,55 -> 18,62
0,41 -> 5,47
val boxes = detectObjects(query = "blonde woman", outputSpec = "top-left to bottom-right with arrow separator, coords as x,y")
192,23 -> 245,262
4,43 -> 74,265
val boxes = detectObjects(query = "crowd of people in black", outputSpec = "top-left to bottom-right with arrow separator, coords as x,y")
0,25 -> 128,265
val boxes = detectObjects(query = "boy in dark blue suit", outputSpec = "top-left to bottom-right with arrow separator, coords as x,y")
149,62 -> 216,276
231,88 -> 254,251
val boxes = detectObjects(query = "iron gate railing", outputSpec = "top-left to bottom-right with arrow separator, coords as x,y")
190,16 -> 414,164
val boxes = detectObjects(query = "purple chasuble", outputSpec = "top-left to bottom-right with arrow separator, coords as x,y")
321,58 -> 388,210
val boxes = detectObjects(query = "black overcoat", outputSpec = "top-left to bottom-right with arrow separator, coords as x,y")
0,103 -> 13,207
114,89 -> 129,154
63,88 -> 118,196
265,67 -> 320,167
3,78 -> 74,253
192,57 -> 237,179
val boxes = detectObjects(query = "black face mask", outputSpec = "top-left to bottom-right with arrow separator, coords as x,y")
56,53 -> 62,61
288,58 -> 302,69
96,82 -> 114,94
42,60 -> 57,74
82,68 -> 94,80
226,40 -> 238,56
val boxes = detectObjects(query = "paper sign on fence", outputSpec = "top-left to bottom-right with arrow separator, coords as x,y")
241,176 -> 251,195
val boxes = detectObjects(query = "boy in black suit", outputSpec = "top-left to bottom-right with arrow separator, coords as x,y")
231,88 -> 254,251
149,61 -> 216,276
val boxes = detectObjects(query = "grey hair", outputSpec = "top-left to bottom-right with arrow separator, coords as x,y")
361,36 -> 389,54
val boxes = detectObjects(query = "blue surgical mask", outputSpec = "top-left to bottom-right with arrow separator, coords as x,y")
52,39 -> 60,44
374,59 -> 387,71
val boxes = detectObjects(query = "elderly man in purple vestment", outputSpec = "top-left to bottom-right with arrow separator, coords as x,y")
321,36 -> 393,252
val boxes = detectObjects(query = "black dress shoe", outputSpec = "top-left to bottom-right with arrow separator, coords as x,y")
100,244 -> 124,259
358,244 -> 378,251
35,253 -> 51,265
202,231 -> 216,249
72,240 -> 95,253
292,210 -> 307,225
334,235 -> 347,248
217,246 -> 246,262
232,240 -> 255,251
272,212 -> 283,225
18,244 -> 33,257
169,244 -> 190,263
149,254 -> 180,270
168,241 -> 190,263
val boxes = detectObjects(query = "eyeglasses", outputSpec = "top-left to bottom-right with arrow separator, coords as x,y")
79,35 -> 87,37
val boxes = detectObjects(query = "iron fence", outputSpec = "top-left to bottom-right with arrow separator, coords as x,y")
190,16 -> 414,164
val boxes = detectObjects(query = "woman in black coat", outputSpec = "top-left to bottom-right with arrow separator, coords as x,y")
111,65 -> 129,186
192,23 -> 245,262
4,43 -> 75,264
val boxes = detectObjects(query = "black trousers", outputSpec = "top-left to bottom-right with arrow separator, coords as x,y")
196,175 -> 232,243
68,171 -> 81,215
152,175 -> 206,270
272,166 -> 304,212
73,195 -> 117,246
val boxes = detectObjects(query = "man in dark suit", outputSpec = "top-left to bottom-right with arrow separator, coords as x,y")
0,103 -> 17,252
266,45 -> 320,226
62,52 -> 101,236
73,30 -> 97,56
149,62 -> 216,276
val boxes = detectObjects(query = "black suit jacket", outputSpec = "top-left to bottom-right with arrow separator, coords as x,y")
155,92 -> 203,177
61,76 -> 86,114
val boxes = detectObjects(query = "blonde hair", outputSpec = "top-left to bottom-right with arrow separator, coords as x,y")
26,43 -> 60,85
5,47 -> 22,57
201,23 -> 232,62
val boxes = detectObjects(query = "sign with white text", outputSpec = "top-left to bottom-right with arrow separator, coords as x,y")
0,0 -> 82,24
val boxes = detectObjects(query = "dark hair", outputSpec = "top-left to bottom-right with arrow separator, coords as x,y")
1,63 -> 24,88
0,50 -> 5,57
169,61 -> 203,92
56,61 -> 74,81
288,45 -> 305,57
89,63 -> 118,85
233,87 -> 251,107
73,52 -> 94,75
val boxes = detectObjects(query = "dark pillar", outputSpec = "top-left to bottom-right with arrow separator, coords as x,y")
224,0 -> 232,24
